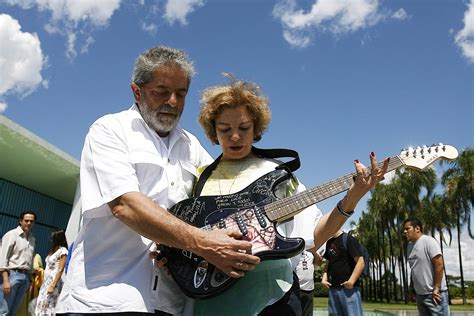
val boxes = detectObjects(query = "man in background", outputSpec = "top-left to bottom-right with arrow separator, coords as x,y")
295,248 -> 316,316
0,211 -> 37,315
321,230 -> 365,316
404,218 -> 449,315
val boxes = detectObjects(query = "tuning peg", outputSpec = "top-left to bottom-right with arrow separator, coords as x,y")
420,146 -> 426,158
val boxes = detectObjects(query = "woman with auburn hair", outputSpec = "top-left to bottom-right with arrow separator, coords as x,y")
184,74 -> 389,315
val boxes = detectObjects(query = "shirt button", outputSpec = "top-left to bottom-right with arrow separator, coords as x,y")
171,181 -> 174,186
168,158 -> 170,163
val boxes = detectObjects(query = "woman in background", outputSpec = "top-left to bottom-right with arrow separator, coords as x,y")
35,230 -> 68,315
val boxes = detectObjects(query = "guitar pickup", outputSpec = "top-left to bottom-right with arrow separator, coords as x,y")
254,208 -> 267,228
218,219 -> 226,229
234,214 -> 248,236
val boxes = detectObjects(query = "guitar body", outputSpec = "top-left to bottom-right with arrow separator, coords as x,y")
161,168 -> 305,299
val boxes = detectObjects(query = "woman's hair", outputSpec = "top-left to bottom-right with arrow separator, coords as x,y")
132,46 -> 195,88
49,230 -> 68,254
198,73 -> 271,144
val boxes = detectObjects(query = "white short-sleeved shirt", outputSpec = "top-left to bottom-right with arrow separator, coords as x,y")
56,105 -> 212,313
295,251 -> 315,291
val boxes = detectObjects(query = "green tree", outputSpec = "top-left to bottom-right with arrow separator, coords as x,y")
441,147 -> 473,305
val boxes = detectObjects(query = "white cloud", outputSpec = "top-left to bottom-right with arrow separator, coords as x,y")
80,34 -> 95,54
454,0 -> 474,63
164,0 -> 205,26
392,8 -> 408,20
4,0 -> 121,59
0,14 -> 46,112
66,31 -> 77,60
3,0 -> 36,9
141,22 -> 158,36
0,102 -> 7,113
273,0 -> 407,48
283,30 -> 311,48
380,170 -> 396,184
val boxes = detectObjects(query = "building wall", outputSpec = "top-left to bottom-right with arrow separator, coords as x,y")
0,178 -> 72,259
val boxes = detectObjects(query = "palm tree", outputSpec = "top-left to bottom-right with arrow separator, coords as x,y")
420,193 -> 455,304
364,167 -> 437,303
353,211 -> 378,301
440,147 -> 474,305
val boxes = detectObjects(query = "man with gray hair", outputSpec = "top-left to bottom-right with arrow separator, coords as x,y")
56,46 -> 260,315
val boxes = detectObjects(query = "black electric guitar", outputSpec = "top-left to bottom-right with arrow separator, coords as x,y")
161,144 -> 458,299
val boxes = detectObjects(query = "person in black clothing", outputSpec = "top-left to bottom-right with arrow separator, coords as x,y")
321,230 -> 365,316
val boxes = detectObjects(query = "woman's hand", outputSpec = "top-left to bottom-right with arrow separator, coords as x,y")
343,152 -> 390,210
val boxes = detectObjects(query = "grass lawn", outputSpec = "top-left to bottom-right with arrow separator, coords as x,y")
313,297 -> 474,312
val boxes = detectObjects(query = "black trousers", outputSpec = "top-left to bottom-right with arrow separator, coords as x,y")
300,289 -> 314,316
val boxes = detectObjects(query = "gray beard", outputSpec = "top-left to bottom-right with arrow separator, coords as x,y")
139,100 -> 181,135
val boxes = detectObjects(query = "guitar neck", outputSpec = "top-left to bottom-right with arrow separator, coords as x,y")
264,155 -> 405,222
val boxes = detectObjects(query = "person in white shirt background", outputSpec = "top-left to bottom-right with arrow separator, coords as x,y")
295,248 -> 317,316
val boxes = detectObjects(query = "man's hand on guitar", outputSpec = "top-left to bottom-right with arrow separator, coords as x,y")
195,228 -> 260,278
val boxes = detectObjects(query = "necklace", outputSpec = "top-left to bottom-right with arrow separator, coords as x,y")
217,158 -> 252,195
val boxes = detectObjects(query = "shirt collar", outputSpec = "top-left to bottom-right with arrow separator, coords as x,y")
15,225 -> 26,237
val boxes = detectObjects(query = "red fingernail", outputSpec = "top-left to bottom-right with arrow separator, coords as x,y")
370,151 -> 375,158
354,159 -> 359,163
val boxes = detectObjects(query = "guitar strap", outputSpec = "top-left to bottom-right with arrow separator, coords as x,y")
193,146 -> 300,197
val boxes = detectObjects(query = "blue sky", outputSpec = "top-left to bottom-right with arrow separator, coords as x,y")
1,0 -> 473,279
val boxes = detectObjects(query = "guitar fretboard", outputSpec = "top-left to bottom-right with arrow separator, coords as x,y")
264,155 -> 404,222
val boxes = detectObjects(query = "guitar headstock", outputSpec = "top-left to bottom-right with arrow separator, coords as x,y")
399,144 -> 458,170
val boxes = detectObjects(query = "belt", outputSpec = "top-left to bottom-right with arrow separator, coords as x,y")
10,268 -> 29,273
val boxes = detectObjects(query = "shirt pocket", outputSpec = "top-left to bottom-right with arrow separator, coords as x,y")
129,149 -> 167,192
129,149 -> 167,166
